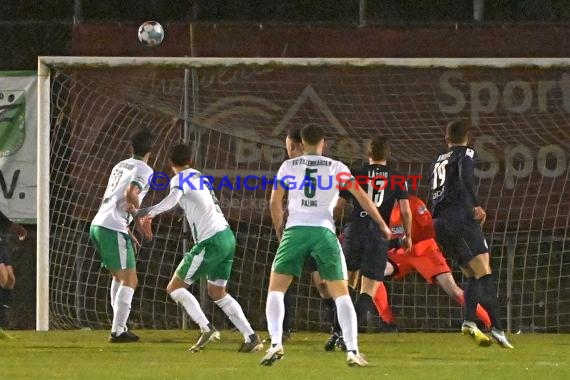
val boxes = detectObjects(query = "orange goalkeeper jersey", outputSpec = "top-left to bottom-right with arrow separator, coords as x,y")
390,195 -> 435,244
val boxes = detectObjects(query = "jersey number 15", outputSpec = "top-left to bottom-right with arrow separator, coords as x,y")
367,178 -> 385,207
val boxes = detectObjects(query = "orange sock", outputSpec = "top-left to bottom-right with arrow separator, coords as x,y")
455,294 -> 491,329
475,304 -> 492,329
373,282 -> 396,324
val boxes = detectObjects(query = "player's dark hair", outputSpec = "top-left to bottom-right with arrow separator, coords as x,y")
169,144 -> 193,166
130,128 -> 154,156
287,126 -> 302,144
301,124 -> 324,146
368,136 -> 390,161
446,120 -> 470,144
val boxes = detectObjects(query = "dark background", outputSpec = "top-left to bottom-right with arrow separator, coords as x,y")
4,0 -> 570,22
2,0 -> 570,70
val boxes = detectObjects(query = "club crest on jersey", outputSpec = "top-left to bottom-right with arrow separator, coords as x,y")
466,148 -> 474,158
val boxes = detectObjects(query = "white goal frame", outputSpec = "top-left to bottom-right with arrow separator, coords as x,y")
37,56 -> 570,331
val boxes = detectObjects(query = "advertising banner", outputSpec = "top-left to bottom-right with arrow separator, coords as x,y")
0,72 -> 37,223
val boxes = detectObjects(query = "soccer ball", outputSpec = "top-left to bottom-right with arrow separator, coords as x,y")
138,21 -> 164,47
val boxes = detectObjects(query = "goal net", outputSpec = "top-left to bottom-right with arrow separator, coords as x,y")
39,58 -> 570,332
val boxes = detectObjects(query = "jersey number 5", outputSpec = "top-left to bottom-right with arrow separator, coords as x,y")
432,160 -> 448,189
304,168 -> 317,198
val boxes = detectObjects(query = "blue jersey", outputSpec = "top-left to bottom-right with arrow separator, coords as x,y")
430,145 -> 479,217
340,164 -> 408,224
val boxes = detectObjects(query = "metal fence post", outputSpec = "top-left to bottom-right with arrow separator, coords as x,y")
359,0 -> 367,27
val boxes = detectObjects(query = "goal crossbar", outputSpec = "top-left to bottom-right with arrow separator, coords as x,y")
39,56 -> 570,70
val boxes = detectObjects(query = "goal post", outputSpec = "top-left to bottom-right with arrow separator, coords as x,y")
37,60 -> 51,331
38,56 -> 570,332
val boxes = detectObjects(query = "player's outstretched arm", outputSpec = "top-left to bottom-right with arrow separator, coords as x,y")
348,184 -> 391,239
135,188 -> 184,241
398,199 -> 413,253
269,185 -> 286,241
137,188 -> 183,219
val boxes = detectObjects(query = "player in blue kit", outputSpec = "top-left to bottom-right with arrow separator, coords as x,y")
430,120 -> 513,349
338,137 -> 412,331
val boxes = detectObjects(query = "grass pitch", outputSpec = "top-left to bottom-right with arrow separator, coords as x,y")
1,330 -> 568,380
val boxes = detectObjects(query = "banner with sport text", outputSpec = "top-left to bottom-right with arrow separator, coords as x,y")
0,72 -> 37,223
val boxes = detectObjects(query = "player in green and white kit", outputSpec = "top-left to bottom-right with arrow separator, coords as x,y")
137,144 -> 263,353
90,128 -> 154,342
261,125 -> 391,367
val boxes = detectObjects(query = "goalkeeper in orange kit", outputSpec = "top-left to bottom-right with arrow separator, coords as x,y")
373,195 -> 492,330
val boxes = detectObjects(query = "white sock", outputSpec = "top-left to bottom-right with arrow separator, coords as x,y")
335,294 -> 358,353
266,291 -> 285,346
112,285 -> 134,334
169,288 -> 210,332
110,278 -> 120,312
214,294 -> 254,342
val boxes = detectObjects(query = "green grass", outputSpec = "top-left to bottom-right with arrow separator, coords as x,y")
1,330 -> 569,380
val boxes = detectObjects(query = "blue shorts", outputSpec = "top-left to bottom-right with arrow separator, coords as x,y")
342,220 -> 388,281
433,208 -> 489,268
